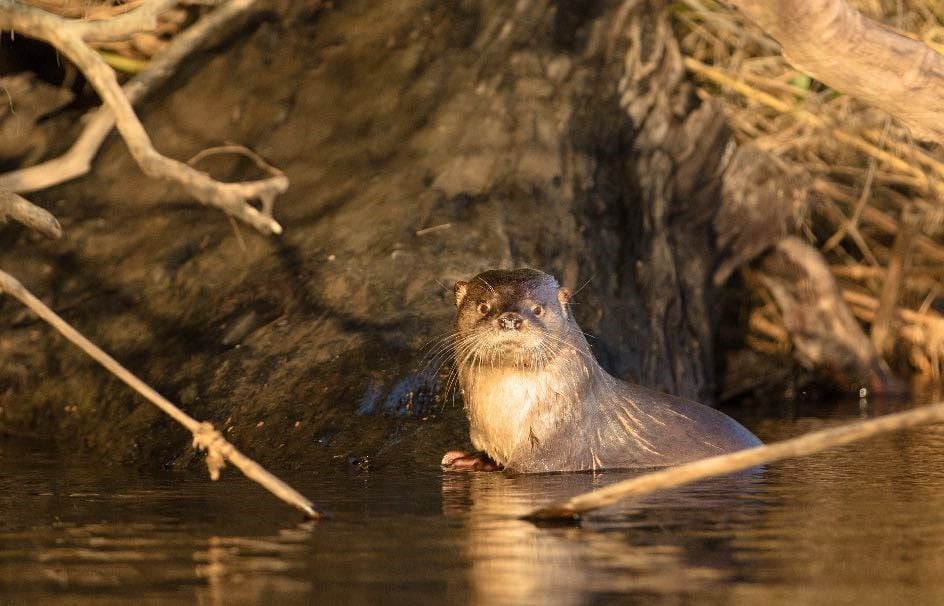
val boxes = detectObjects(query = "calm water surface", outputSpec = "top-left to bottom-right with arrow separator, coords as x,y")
4,401 -> 944,605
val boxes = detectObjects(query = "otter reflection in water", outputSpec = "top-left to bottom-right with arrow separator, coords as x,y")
441,268 -> 761,474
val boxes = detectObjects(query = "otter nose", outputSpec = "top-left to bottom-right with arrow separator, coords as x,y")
498,312 -> 523,331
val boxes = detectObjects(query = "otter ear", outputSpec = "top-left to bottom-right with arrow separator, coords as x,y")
557,287 -> 571,319
454,281 -> 468,307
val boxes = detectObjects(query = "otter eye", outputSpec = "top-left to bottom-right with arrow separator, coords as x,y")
477,302 -> 490,315
532,305 -> 544,316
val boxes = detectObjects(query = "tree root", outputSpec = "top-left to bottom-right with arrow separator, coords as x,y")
0,0 -> 285,235
0,185 -> 61,239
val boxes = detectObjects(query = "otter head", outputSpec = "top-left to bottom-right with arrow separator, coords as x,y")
453,268 -> 574,369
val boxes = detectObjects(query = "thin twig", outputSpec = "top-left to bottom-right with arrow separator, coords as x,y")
0,269 -> 323,520
525,401 -> 944,521
863,127 -> 944,179
844,288 -> 941,328
830,264 -> 944,281
814,180 -> 944,263
815,197 -> 879,266
415,223 -> 452,236
822,119 -> 890,252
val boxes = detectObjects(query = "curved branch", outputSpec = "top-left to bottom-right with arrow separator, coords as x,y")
724,0 -> 944,142
0,185 -> 61,238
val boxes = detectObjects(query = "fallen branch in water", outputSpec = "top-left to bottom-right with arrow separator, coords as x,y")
524,401 -> 944,521
0,269 -> 322,520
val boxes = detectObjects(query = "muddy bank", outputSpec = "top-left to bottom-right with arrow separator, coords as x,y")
1,0 -> 787,471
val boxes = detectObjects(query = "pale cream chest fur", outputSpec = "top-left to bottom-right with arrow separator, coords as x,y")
460,368 -> 574,465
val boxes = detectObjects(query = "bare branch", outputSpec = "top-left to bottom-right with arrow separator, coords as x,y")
0,185 -> 61,238
723,0 -> 944,142
0,0 -> 262,194
0,0 -> 285,235
0,0 -> 181,42
0,268 -> 322,520
525,401 -> 944,520
70,0 -> 180,42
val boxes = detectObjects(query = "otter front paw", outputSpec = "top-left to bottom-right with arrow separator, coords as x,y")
440,450 -> 501,472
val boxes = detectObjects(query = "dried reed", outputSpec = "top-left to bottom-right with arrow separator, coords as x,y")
676,0 -> 944,379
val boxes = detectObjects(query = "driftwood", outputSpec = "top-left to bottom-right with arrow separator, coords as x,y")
0,268 -> 322,520
525,401 -> 944,521
0,0 -> 284,234
724,0 -> 944,143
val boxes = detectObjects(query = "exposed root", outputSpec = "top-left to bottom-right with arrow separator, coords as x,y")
0,0 -> 284,235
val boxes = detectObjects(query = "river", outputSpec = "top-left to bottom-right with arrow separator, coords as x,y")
3,398 -> 943,605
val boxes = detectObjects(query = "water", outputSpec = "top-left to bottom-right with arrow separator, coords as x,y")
4,401 -> 944,605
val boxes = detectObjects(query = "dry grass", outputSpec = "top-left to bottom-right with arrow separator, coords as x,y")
674,0 -> 944,380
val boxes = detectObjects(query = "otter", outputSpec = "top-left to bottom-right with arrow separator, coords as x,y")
441,268 -> 761,473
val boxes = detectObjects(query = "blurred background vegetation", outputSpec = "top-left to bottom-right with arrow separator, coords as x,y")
676,1 -> 944,386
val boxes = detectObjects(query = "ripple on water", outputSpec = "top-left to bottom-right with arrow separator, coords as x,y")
3,408 -> 944,604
